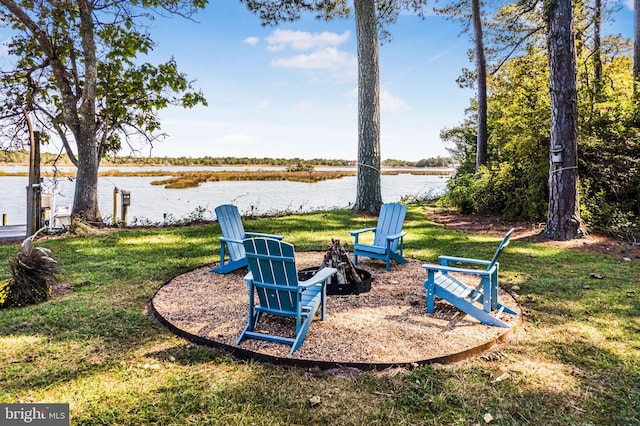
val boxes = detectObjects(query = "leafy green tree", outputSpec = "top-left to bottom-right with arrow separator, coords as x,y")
438,0 -> 548,175
442,0 -> 638,239
578,53 -> 640,240
487,46 -> 551,219
0,0 -> 207,223
240,0 -> 429,214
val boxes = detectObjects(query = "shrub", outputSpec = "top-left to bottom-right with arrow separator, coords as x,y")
286,161 -> 314,173
439,173 -> 476,214
1,242 -> 61,309
581,186 -> 640,243
439,165 -> 514,216
439,162 -> 548,221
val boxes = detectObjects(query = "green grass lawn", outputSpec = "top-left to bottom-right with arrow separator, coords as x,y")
1,205 -> 639,425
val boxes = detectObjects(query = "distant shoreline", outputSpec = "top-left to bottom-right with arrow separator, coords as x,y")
0,151 -> 457,169
0,166 -> 454,188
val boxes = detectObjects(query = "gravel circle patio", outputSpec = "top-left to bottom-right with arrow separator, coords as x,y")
150,253 -> 521,369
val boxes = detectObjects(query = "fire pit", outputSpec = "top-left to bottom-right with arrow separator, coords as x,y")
297,240 -> 372,295
298,266 -> 372,295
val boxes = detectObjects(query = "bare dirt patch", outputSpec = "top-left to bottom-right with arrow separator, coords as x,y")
425,208 -> 640,261
51,283 -> 75,299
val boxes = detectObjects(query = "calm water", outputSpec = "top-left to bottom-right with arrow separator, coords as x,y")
0,167 -> 449,225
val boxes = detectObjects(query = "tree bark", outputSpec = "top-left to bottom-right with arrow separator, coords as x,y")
72,0 -> 102,222
472,0 -> 488,172
353,0 -> 383,214
593,0 -> 602,79
544,0 -> 587,240
593,0 -> 602,93
74,129 -> 102,223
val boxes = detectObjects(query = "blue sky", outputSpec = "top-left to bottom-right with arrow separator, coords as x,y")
146,2 -> 473,161
1,1 -> 635,161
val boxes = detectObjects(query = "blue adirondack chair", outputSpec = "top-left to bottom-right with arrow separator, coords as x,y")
350,203 -> 408,271
236,238 -> 337,354
211,204 -> 284,274
422,228 -> 517,327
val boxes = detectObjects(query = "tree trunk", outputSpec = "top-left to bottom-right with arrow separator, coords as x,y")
593,0 -> 602,93
635,0 -> 640,97
472,0 -> 488,172
544,0 -> 587,240
73,130 -> 102,223
353,0 -> 383,214
71,0 -> 102,223
26,116 -> 42,235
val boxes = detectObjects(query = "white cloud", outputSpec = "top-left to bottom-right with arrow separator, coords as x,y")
626,0 -> 634,10
243,36 -> 260,46
345,86 -> 412,113
261,29 -> 355,80
266,29 -> 350,51
381,89 -> 412,113
271,47 -> 356,71
255,100 -> 271,109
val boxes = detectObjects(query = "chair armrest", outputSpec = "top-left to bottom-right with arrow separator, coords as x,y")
349,227 -> 376,236
386,231 -> 407,241
219,236 -> 243,244
245,232 -> 284,240
244,268 -> 338,290
422,263 -> 495,276
438,255 -> 491,267
298,267 -> 338,288
243,274 -> 297,292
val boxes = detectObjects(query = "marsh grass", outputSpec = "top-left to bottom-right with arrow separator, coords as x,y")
1,206 -> 639,425
149,169 -> 451,189
0,168 -> 453,189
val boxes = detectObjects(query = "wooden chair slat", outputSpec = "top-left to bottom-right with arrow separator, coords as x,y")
211,204 -> 284,274
350,203 -> 408,271
237,238 -> 337,354
423,229 -> 517,328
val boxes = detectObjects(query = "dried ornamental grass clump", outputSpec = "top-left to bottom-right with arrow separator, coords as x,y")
1,230 -> 62,308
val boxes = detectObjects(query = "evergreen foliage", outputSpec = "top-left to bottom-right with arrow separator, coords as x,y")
440,7 -> 639,240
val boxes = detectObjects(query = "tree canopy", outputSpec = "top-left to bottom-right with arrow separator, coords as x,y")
440,0 -> 639,241
0,0 -> 207,222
